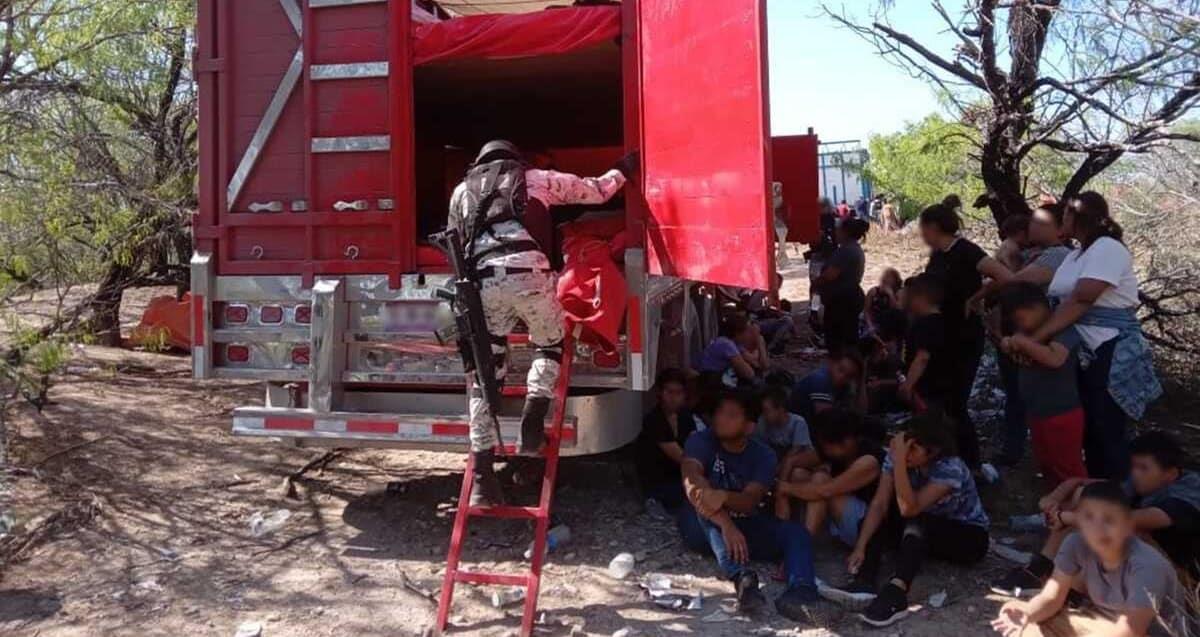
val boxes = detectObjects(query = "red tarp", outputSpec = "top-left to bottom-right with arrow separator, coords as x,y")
131,293 -> 193,351
414,6 -> 621,65
557,237 -> 626,355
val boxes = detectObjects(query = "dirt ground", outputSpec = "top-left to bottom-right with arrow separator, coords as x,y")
0,232 -> 1194,637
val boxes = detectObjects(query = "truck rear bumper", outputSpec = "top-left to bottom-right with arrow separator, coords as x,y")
231,387 -> 645,456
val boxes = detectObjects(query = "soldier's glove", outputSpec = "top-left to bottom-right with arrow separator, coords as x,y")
613,150 -> 640,180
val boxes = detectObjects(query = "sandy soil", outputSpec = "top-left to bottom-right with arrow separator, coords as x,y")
0,232 -> 1186,637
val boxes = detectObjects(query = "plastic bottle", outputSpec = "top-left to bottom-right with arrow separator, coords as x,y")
523,524 -> 571,560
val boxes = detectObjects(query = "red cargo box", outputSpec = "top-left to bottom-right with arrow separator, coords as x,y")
195,0 -> 815,291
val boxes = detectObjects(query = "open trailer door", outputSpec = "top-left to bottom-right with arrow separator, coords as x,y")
637,0 -> 773,290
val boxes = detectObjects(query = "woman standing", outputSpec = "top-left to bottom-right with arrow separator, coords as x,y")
918,203 -> 1012,469
975,203 -> 1072,466
816,218 -> 870,355
1029,192 -> 1161,480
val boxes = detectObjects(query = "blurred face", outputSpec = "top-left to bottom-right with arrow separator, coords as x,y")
761,400 -> 788,426
712,400 -> 751,441
880,270 -> 901,291
1077,498 -> 1135,558
658,381 -> 687,415
734,325 -> 757,348
919,221 -> 942,248
1129,455 -> 1178,496
906,441 -> 933,467
1029,208 -> 1061,246
904,291 -> 931,315
829,357 -> 861,388
1010,304 -> 1050,336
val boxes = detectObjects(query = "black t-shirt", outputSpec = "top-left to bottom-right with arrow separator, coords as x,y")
824,241 -> 866,301
635,406 -> 698,488
1135,496 -> 1200,579
826,442 -> 886,504
904,313 -> 953,402
924,238 -> 987,346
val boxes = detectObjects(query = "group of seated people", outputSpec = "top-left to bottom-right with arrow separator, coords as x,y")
636,368 -> 1198,634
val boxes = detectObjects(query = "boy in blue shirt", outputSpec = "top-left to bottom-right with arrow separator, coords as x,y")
678,392 -> 819,621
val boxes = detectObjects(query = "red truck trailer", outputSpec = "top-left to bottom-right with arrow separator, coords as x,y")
191,0 -> 819,455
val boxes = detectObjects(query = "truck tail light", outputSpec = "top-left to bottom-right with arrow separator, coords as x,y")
260,305 -> 283,324
294,304 -> 311,324
225,305 -> 249,323
291,346 -> 310,365
226,345 -> 250,363
592,350 -> 621,369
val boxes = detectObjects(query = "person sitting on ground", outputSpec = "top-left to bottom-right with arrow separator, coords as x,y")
824,413 -> 990,627
788,349 -> 866,422
992,481 -> 1191,637
994,431 -> 1200,596
898,275 -> 952,413
996,214 -> 1034,272
754,386 -> 819,478
677,392 -> 820,620
999,282 -> 1088,485
860,319 -> 906,415
775,409 -> 885,544
696,312 -> 765,388
635,368 -> 698,512
865,267 -> 903,335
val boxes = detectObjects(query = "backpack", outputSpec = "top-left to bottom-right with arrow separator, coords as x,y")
461,158 -> 535,267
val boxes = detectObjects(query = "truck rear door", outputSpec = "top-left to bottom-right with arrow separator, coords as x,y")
636,0 -> 773,291
772,134 -> 821,244
196,0 -> 414,284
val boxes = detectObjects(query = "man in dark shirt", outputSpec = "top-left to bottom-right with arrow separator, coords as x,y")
1127,432 -> 1200,580
678,392 -> 819,621
636,369 -> 697,512
899,275 -> 952,410
788,350 -> 864,422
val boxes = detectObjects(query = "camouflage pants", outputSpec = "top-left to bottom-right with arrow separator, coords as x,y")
468,270 -> 565,451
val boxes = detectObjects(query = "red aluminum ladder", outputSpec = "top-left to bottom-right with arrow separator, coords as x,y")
435,328 -> 576,637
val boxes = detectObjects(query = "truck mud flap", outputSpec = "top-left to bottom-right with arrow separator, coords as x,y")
232,407 -> 576,452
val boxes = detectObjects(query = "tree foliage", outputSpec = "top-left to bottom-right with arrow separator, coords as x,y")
0,0 -> 195,345
865,114 -> 984,220
828,0 -> 1200,226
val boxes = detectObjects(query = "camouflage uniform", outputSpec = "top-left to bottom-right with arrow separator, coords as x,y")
448,167 -> 626,452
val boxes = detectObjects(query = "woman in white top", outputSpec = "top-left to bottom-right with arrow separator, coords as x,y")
1029,192 -> 1160,480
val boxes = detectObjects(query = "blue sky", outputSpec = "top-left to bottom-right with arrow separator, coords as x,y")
767,1 -> 954,142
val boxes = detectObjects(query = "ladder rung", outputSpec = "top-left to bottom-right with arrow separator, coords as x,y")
467,505 -> 544,520
454,571 -> 530,587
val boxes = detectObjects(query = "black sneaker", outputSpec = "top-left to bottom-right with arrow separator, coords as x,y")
819,575 -> 877,609
735,570 -> 766,614
989,566 -> 1046,598
858,583 -> 909,627
775,585 -> 832,625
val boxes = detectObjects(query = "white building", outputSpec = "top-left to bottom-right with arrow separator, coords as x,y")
818,140 -> 871,206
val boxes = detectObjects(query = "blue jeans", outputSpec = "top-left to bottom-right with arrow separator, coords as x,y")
677,504 -> 817,599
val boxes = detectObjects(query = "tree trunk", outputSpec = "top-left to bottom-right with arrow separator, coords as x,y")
978,125 -> 1032,228
89,262 -> 132,347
